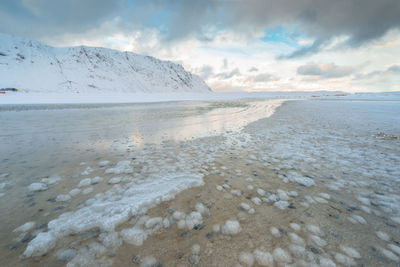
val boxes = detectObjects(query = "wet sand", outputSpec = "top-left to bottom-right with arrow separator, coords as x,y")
1,99 -> 400,266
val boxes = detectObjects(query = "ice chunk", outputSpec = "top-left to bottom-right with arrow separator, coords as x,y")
13,221 -> 35,232
140,256 -> 157,267
350,214 -> 367,224
23,232 -> 56,257
41,176 -> 61,185
251,197 -> 262,205
222,220 -> 241,235
335,253 -> 356,266
239,202 -> 251,211
274,200 -> 289,210
231,189 -> 242,196
306,224 -> 323,236
289,223 -> 301,232
376,231 -> 390,241
288,244 -> 306,258
195,202 -> 208,215
256,188 -> 266,196
247,185 -> 254,190
99,231 -> 122,249
213,224 -> 220,233
391,216 -> 400,225
222,184 -> 231,189
360,205 -> 371,214
82,187 -> 93,195
98,160 -> 110,167
318,257 -> 336,267
192,244 -> 201,255
91,176 -> 103,184
216,185 -> 223,191
56,248 -> 76,262
315,197 -> 328,203
286,172 -> 315,187
239,252 -> 255,266
120,227 -> 148,246
69,188 -> 81,196
270,227 -> 281,238
27,183 -> 48,192
81,166 -> 94,176
186,212 -> 202,230
105,160 -> 133,174
318,192 -> 331,199
162,218 -> 170,228
173,211 -> 186,221
254,249 -> 273,266
388,244 -> 400,256
177,220 -> 186,229
77,178 -> 91,188
277,189 -> 289,201
268,194 -> 277,202
339,245 -> 361,258
108,177 -> 122,184
145,217 -> 162,229
309,234 -> 327,247
378,247 -> 399,261
55,194 -> 71,202
288,232 -> 305,246
273,247 -> 292,263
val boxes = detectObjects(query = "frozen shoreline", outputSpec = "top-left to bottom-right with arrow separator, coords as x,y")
1,99 -> 400,266
0,91 -> 360,105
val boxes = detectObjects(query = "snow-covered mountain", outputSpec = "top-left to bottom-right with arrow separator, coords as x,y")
0,33 -> 212,94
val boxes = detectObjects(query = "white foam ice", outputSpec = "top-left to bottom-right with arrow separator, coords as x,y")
105,160 -> 133,174
272,247 -> 292,263
13,221 -> 35,232
239,251 -> 255,266
254,249 -> 273,266
27,183 -> 48,192
41,176 -> 61,185
24,172 -> 204,256
77,178 -> 91,188
221,220 -> 242,235
81,166 -> 94,176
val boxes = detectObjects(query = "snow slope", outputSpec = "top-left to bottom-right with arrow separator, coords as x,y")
0,33 -> 212,94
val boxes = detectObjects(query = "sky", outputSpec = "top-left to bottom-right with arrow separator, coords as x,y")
1,0 -> 400,92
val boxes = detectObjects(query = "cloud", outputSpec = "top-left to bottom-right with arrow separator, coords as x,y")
388,64 -> 400,72
248,66 -> 258,72
353,64 -> 400,80
247,73 -> 279,83
197,65 -> 214,79
297,62 -> 356,78
215,68 -> 241,79
0,0 -> 122,38
1,0 -> 399,57
222,58 -> 228,69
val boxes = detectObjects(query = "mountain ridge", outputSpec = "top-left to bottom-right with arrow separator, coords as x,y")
0,33 -> 212,94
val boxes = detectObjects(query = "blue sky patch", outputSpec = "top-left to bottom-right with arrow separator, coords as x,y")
261,26 -> 305,48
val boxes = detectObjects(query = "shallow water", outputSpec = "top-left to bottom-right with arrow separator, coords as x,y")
1,99 -> 399,267
0,98 -> 281,265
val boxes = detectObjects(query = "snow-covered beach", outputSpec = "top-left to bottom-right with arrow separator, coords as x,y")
0,97 -> 399,266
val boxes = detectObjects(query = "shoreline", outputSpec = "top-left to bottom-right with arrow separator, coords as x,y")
1,99 -> 399,266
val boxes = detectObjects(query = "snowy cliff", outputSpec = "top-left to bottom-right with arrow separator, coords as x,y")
0,33 -> 212,94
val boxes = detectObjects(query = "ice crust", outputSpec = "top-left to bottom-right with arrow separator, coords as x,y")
105,161 -> 133,174
24,172 -> 204,256
27,183 -> 48,192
